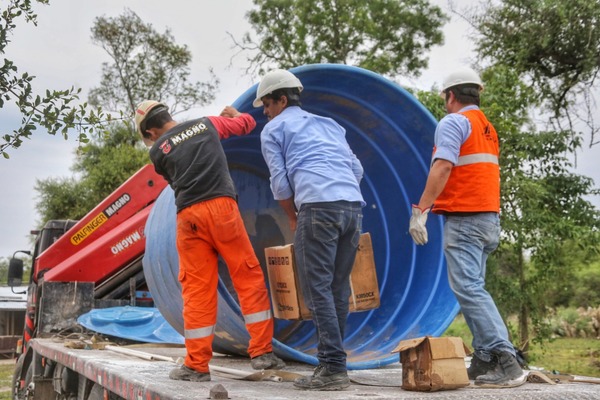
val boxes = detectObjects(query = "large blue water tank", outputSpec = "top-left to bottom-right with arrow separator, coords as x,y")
143,64 -> 459,369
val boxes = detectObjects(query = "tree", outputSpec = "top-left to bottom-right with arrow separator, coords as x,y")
233,0 -> 448,77
35,9 -> 219,223
543,242 -> 600,308
0,257 -> 9,284
416,64 -> 600,354
471,0 -> 600,147
88,8 -> 218,116
34,176 -> 90,222
0,0 -> 109,158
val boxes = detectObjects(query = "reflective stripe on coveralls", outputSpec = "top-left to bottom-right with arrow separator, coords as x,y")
185,325 -> 216,339
244,310 -> 272,324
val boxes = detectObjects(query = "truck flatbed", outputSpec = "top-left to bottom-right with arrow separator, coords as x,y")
30,338 -> 600,400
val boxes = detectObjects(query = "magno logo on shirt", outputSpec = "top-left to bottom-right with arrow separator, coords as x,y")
159,141 -> 172,154
172,123 -> 208,145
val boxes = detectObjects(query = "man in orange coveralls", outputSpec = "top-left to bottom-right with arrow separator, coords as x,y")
135,100 -> 285,382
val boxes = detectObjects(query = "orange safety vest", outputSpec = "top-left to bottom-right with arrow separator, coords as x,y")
432,109 -> 500,214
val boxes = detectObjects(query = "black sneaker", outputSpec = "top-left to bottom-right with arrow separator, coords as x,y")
475,351 -> 526,387
169,365 -> 211,382
250,352 -> 286,370
293,364 -> 351,391
467,353 -> 497,380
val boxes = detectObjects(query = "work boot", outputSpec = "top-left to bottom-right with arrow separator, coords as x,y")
169,365 -> 211,382
250,352 -> 286,370
467,353 -> 497,380
475,351 -> 526,387
293,364 -> 351,391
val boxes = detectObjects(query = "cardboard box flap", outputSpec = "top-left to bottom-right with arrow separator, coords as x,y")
268,244 -> 293,251
428,337 -> 468,359
391,336 -> 428,353
391,336 -> 469,357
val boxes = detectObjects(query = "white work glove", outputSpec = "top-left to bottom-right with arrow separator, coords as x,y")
409,205 -> 430,245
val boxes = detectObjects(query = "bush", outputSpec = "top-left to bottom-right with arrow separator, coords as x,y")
548,307 -> 599,338
572,262 -> 600,308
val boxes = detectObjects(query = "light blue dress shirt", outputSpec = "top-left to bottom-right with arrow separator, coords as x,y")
260,106 -> 365,210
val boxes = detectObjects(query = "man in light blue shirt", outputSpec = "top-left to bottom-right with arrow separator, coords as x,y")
255,69 -> 365,391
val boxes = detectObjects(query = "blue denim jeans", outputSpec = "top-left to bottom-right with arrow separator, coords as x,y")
294,201 -> 363,373
444,212 -> 515,361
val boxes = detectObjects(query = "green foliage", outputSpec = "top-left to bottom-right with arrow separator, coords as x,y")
475,0 -> 600,110
541,242 -> 600,308
473,0 -> 600,146
88,9 -> 218,115
0,257 -> 8,284
34,176 -> 91,222
236,0 -> 447,77
545,306 -> 600,342
0,0 -> 113,158
571,261 -> 600,307
413,89 -> 445,121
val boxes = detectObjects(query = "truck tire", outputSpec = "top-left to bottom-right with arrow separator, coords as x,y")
11,354 -> 32,400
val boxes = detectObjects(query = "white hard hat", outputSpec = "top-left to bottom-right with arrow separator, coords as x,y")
253,69 -> 303,107
135,100 -> 167,146
440,67 -> 483,96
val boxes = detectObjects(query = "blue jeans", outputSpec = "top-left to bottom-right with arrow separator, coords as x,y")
294,201 -> 363,373
444,212 -> 515,361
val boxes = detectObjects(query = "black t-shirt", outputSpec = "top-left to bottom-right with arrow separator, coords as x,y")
149,117 -> 236,212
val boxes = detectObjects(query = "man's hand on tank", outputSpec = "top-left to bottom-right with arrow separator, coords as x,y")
220,106 -> 242,118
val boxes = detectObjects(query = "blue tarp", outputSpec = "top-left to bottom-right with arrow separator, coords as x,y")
77,306 -> 184,344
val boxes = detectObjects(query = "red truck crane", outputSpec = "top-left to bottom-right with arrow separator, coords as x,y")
7,164 -> 168,399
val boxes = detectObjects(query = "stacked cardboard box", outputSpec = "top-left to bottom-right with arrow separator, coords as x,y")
265,233 -> 380,320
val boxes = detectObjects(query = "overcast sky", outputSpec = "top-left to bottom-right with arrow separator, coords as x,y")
1,0 -> 599,259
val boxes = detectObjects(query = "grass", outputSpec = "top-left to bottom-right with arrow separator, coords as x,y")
0,361 -> 14,400
529,337 -> 600,377
444,314 -> 600,378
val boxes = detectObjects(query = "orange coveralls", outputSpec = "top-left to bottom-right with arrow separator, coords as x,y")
177,197 -> 274,373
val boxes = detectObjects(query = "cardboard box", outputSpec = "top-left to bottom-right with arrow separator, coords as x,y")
264,244 -> 312,319
265,233 -> 380,320
392,336 -> 470,392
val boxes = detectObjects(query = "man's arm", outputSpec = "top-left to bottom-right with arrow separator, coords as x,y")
278,197 -> 298,231
345,142 -> 364,184
261,126 -> 294,202
409,158 -> 453,245
208,106 -> 257,139
416,159 -> 453,210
